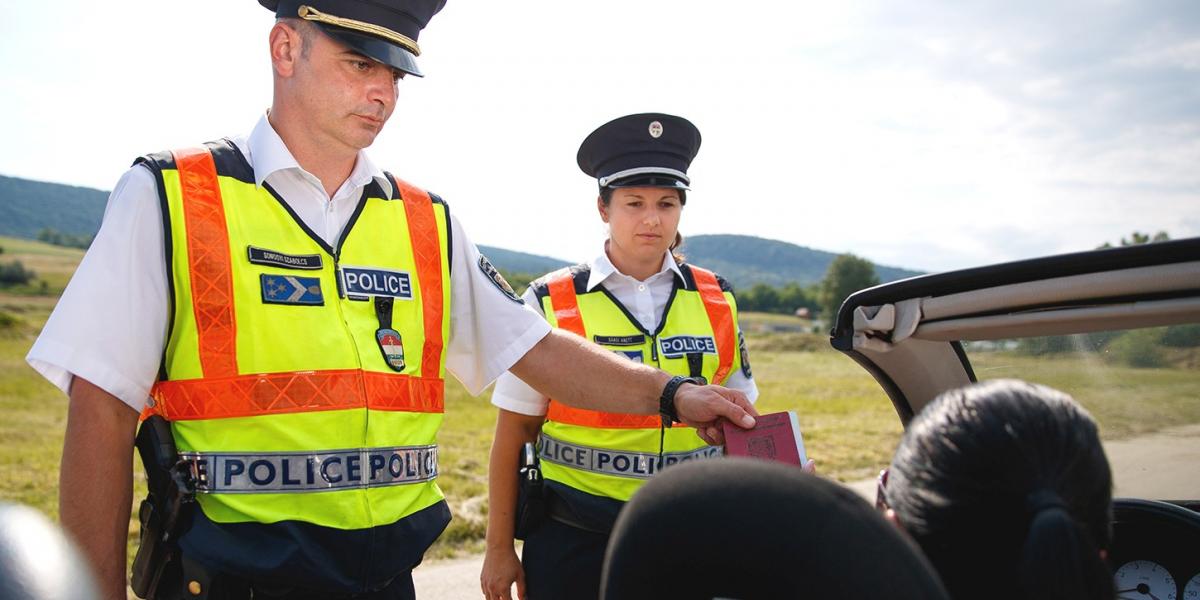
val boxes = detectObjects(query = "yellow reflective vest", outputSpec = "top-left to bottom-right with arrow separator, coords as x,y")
531,262 -> 746,528
138,141 -> 451,591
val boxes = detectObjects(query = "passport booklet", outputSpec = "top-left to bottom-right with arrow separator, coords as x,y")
722,410 -> 808,466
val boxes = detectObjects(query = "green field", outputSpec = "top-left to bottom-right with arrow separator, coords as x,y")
2,238 -> 1199,567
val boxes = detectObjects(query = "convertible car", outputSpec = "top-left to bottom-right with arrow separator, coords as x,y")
830,237 -> 1200,600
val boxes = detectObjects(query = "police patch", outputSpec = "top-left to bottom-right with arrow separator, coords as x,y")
260,274 -> 323,305
659,335 -> 717,359
739,331 -> 752,378
376,328 -> 406,372
478,254 -> 523,304
340,266 -> 413,301
616,350 -> 644,363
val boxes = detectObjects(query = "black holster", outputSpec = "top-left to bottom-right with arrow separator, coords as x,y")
131,415 -> 195,599
514,442 -> 545,540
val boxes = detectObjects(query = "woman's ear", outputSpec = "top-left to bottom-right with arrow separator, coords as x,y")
597,196 -> 609,223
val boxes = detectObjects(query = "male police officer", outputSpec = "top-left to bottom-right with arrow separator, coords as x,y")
26,2 -> 756,599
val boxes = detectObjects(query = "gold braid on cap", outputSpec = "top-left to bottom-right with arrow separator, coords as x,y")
298,5 -> 421,56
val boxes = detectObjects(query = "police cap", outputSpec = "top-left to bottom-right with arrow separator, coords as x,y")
260,0 -> 446,77
577,113 -> 702,191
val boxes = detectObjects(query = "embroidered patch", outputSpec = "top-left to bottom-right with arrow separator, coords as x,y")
478,254 -> 523,304
739,331 -> 752,378
260,274 -> 324,305
658,335 -> 717,359
340,266 -> 413,301
594,334 -> 646,347
247,246 -> 323,270
616,350 -> 644,363
376,328 -> 406,372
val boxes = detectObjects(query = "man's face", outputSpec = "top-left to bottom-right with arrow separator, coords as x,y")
290,26 -> 404,151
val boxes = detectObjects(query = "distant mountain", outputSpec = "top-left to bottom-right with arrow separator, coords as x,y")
478,245 -> 570,276
0,175 -> 107,239
680,234 -> 922,289
0,175 -> 920,288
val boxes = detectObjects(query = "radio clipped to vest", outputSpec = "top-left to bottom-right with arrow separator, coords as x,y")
131,415 -> 196,599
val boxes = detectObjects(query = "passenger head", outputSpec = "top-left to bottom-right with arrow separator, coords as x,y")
882,379 -> 1114,600
602,458 -> 950,600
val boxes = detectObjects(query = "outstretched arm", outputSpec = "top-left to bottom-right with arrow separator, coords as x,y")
60,376 -> 139,600
509,330 -> 757,444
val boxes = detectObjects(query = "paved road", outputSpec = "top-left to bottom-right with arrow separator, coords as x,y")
413,424 -> 1200,599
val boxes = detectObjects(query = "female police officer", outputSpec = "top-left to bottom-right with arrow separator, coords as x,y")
481,113 -> 758,600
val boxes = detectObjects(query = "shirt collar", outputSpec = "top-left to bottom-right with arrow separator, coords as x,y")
586,247 -> 685,292
246,113 -> 393,198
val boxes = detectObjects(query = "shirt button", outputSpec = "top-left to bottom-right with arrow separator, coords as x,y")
638,284 -> 646,292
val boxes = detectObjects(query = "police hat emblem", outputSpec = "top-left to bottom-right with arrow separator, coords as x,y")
376,328 -> 406,372
577,113 -> 701,191
260,0 -> 447,77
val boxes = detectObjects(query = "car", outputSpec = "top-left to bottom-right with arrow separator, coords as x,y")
830,236 -> 1200,599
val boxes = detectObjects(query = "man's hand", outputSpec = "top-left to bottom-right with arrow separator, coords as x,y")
673,384 -> 758,445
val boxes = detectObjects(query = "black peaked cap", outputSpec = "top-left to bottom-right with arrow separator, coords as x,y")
577,113 -> 701,190
260,0 -> 446,77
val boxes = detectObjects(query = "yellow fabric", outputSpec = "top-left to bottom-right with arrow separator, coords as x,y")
161,165 -> 450,529
540,278 -> 742,502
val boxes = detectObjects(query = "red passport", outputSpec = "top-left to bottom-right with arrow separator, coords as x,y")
723,411 -> 808,466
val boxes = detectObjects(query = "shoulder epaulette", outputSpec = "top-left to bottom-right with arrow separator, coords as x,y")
531,263 -> 590,304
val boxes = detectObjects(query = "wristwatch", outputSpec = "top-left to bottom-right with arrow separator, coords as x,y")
659,375 -> 705,428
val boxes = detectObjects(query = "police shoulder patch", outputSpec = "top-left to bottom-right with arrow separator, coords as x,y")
478,254 -> 523,304
739,331 -> 753,378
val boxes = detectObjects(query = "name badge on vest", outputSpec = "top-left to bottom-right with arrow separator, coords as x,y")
376,329 -> 406,372
247,246 -> 323,270
260,274 -> 324,306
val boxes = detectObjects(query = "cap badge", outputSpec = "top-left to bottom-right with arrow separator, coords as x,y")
648,121 -> 663,138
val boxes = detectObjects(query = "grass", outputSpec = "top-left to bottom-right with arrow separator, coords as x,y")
2,281 -> 1198,566
0,235 -> 83,295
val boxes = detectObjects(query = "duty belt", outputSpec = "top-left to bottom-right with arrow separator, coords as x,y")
538,433 -> 720,480
180,445 -> 438,493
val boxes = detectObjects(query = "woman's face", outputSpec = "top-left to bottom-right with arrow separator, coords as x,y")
600,186 -> 683,263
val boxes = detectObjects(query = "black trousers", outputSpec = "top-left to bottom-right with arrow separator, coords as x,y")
521,517 -> 612,600
157,563 -> 415,600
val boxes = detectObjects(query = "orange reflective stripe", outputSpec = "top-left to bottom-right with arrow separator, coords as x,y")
690,266 -> 735,385
148,370 -> 444,421
546,269 -> 585,336
173,146 -> 238,379
394,179 -> 445,379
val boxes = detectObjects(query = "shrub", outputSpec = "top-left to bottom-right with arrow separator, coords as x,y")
0,261 -> 36,286
1105,329 -> 1166,368
1162,324 -> 1200,348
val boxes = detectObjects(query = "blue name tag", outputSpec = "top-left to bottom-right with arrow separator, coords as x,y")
659,335 -> 717,358
260,274 -> 323,306
340,266 -> 413,300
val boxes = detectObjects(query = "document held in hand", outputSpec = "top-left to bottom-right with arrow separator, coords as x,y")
722,410 -> 808,466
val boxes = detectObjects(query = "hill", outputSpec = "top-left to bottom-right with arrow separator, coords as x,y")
680,234 -> 922,289
0,175 -> 108,239
0,175 -> 921,288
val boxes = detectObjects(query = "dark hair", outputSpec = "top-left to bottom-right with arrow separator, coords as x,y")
599,187 -> 686,264
886,379 -> 1113,600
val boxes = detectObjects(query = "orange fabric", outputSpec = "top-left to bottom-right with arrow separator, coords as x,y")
544,270 -> 662,429
545,269 -> 585,337
690,266 -> 736,385
148,370 -> 445,421
394,179 -> 445,379
174,147 -> 238,379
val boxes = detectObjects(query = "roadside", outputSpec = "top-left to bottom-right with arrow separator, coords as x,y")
413,424 -> 1200,599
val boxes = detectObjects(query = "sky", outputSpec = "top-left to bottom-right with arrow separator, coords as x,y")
1,1 -> 1197,272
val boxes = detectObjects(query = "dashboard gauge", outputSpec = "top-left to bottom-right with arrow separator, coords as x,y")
1114,560 -> 1177,600
1184,574 -> 1200,600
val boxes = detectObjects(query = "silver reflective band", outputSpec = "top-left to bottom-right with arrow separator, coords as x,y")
180,445 -> 438,494
597,167 -> 690,188
538,433 -> 720,480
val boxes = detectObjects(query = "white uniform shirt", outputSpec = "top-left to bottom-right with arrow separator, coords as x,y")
491,249 -> 759,416
26,114 -> 552,411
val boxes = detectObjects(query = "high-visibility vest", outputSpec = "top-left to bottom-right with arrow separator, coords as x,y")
138,140 -> 452,591
532,263 -> 743,519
